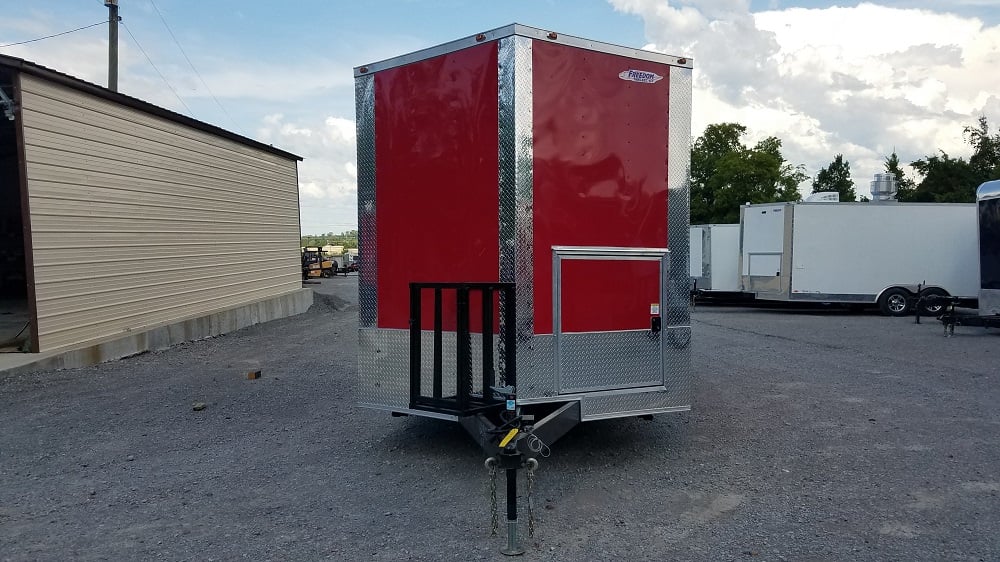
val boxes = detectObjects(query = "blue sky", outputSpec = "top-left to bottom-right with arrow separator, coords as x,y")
3,1 -> 1000,234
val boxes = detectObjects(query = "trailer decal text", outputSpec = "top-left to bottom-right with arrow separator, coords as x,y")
619,69 -> 663,84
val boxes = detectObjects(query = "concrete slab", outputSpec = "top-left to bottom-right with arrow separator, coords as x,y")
0,287 -> 313,376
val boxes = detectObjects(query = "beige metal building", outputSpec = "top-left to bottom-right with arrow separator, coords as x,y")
0,55 -> 310,358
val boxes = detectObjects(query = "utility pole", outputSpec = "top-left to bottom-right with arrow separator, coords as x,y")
105,0 -> 119,91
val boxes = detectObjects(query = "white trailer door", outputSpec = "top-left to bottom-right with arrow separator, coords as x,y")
741,205 -> 788,294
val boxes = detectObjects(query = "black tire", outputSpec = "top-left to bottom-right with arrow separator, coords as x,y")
878,287 -> 912,316
918,287 -> 949,316
322,269 -> 333,278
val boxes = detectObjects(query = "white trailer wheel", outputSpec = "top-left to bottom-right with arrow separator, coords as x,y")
879,288 -> 912,316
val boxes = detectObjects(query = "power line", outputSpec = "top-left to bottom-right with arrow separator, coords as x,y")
0,21 -> 106,48
120,21 -> 195,118
146,0 -> 244,135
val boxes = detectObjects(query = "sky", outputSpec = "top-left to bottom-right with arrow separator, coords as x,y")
2,1 -> 999,235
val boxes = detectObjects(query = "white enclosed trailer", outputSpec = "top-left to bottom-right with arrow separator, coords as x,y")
689,224 -> 742,296
739,202 -> 979,315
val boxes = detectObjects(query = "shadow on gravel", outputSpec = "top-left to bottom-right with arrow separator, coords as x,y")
694,301 -> 879,316
372,411 -> 692,470
377,416 -> 482,459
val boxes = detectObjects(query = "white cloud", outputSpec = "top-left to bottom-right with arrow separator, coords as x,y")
257,113 -> 358,234
609,0 -> 1000,196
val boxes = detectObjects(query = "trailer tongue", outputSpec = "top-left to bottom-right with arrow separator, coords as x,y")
354,24 -> 693,553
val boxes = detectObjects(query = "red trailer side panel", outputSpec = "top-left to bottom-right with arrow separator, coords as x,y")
531,41 -> 671,335
374,43 -> 500,330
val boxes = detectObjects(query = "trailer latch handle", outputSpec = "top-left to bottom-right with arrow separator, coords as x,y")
651,316 -> 662,333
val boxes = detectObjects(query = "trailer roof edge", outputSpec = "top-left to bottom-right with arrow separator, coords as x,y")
353,23 -> 693,77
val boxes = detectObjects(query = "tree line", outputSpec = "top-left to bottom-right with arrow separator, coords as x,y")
300,229 -> 358,249
691,117 -> 1000,224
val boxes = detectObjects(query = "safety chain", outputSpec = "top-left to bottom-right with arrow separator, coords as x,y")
485,457 -> 499,536
526,458 -> 538,537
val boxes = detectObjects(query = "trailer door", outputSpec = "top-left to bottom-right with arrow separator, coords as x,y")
553,247 -> 667,394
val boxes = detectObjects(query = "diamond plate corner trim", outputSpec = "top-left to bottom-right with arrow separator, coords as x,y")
356,74 -> 377,328
662,326 -> 692,405
357,328 -> 505,412
518,334 -> 555,399
580,388 -> 691,420
358,328 -> 408,410
499,35 -> 537,390
667,66 -> 692,329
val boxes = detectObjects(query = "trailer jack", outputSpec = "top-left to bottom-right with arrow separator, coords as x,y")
465,401 -> 581,555
485,453 -> 537,555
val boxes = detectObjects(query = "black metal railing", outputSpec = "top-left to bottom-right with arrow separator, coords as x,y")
409,282 -> 516,416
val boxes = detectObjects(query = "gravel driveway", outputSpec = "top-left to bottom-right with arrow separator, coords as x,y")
2,276 -> 998,561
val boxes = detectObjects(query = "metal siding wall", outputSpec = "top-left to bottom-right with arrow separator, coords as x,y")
19,74 -> 302,351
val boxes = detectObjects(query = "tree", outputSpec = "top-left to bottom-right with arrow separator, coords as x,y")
908,116 -> 1000,203
690,123 -> 806,224
812,154 -> 857,202
884,151 -> 916,201
909,151 -> 978,203
965,116 -> 1000,178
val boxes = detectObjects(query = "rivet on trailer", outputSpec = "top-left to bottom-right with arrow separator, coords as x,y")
353,24 -> 694,554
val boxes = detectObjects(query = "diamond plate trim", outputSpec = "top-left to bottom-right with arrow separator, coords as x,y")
666,66 -> 692,329
358,328 -> 407,409
557,331 -> 663,392
499,36 -> 536,391
581,390 -> 690,420
661,326 -> 692,404
356,74 -> 377,328
518,334 -> 555,399
357,329 -> 502,410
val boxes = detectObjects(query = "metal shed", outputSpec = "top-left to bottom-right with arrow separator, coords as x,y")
0,55 -> 309,357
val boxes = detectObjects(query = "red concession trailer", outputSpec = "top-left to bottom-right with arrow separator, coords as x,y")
354,24 -> 693,445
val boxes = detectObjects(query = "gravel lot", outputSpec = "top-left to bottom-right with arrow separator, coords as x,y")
2,276 -> 999,561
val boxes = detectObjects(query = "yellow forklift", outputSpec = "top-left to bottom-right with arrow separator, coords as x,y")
301,247 -> 336,279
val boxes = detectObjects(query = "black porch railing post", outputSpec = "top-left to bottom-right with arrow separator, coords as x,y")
433,287 -> 443,398
408,284 -> 422,409
456,286 -> 471,412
